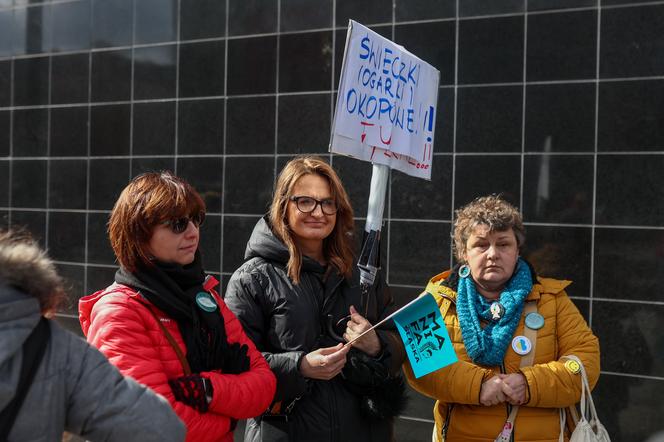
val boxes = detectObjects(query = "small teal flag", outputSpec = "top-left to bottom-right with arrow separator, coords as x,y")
394,293 -> 457,378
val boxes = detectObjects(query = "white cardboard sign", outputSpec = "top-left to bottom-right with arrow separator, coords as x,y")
330,20 -> 440,180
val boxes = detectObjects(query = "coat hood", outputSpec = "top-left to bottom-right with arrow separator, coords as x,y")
244,216 -> 326,274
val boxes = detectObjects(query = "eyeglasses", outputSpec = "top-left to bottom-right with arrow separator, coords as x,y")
289,196 -> 338,215
162,211 -> 205,234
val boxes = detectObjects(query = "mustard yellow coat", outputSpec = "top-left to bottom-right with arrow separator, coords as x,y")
404,270 -> 600,442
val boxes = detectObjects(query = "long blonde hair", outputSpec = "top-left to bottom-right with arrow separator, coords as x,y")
269,156 -> 355,283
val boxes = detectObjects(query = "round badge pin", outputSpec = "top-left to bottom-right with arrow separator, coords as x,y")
511,335 -> 532,356
525,312 -> 545,330
565,359 -> 581,375
490,302 -> 505,321
195,292 -> 218,313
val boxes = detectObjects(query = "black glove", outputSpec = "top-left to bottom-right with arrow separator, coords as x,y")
168,374 -> 211,413
222,342 -> 250,374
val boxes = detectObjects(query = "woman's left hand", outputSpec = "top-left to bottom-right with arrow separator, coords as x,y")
343,305 -> 381,357
499,373 -> 528,405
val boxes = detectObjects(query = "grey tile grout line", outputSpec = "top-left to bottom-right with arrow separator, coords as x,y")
449,0 -> 460,266
519,0 -> 527,213
44,45 -> 52,251
173,0 -> 181,174
5,74 -> 664,113
220,0 -> 229,279
272,0 -> 281,210
83,2 -> 95,296
7,52 -> 13,227
128,0 -> 136,177
589,0 -> 602,329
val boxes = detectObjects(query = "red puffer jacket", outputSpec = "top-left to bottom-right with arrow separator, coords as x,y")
79,276 -> 276,442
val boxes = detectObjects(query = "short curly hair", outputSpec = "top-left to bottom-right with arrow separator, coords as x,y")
453,195 -> 525,263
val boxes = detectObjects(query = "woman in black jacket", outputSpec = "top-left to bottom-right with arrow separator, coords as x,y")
224,156 -> 406,442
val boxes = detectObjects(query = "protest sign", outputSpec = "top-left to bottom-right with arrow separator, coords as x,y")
393,293 -> 457,378
330,20 -> 440,180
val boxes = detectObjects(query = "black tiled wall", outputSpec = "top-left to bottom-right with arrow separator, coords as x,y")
2,1 -> 663,440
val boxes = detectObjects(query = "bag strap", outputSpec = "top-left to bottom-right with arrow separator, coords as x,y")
495,301 -> 538,442
145,306 -> 192,376
0,317 -> 51,439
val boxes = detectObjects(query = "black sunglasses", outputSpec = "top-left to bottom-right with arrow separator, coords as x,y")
162,211 -> 205,234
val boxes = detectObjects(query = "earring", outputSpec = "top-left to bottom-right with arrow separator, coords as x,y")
458,264 -> 470,278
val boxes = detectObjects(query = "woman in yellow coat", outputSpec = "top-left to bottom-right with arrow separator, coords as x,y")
405,195 -> 600,442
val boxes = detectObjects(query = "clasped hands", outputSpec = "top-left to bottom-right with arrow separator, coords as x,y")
300,305 -> 381,381
479,373 -> 528,406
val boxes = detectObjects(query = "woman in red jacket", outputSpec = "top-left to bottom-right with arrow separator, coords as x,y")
79,171 -> 276,442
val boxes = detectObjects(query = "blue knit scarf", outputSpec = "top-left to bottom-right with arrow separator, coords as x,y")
456,258 -> 533,366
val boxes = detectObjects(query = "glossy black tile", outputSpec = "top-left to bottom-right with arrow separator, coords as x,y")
86,265 -> 118,294
456,86 -> 522,153
176,157 -> 224,213
179,40 -> 225,98
454,155 -> 521,209
91,49 -> 131,102
0,161 -> 7,206
390,155 -> 452,220
180,0 -> 226,40
135,0 -> 177,44
598,80 -> 664,152
0,112 -> 7,157
525,83 -> 595,152
90,104 -> 130,156
48,211 -> 86,262
522,225 -> 592,299
601,4 -> 664,78
336,0 -> 392,27
131,157 -> 176,177
13,5 -> 52,55
177,99 -> 224,155
592,374 -> 664,442
12,108 -> 48,157
528,0 -> 596,11
593,301 -> 663,378
388,220 -> 451,285
222,215 -> 260,273
48,159 -> 87,209
522,154 -> 593,224
527,10 -> 596,81
332,155 -> 373,217
0,61 -> 9,107
50,106 -> 88,157
0,10 -> 13,57
227,36 -> 277,95
281,0 -> 331,32
10,210 -> 46,245
0,211 -> 7,229
226,96 -> 275,155
596,155 -> 664,226
594,228 -> 664,303
133,45 -> 176,99
228,0 -> 277,36
87,211 -> 115,265
394,418 -> 436,442
12,160 -> 47,208
277,93 -> 330,154
394,21 -> 456,86
434,88 -> 454,153
224,156 -> 273,214
13,56 -> 49,106
133,101 -> 175,156
279,31 -> 332,93
458,16 -> 524,84
91,0 -> 132,48
51,0 -> 90,52
88,158 -> 129,210
198,213 -> 221,273
460,0 -> 524,16
395,0 -> 455,21
51,54 -> 89,104
55,263 -> 85,313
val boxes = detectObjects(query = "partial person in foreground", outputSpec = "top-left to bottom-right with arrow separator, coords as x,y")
79,172 -> 276,442
405,195 -> 601,442
0,229 -> 186,441
225,156 -> 407,442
